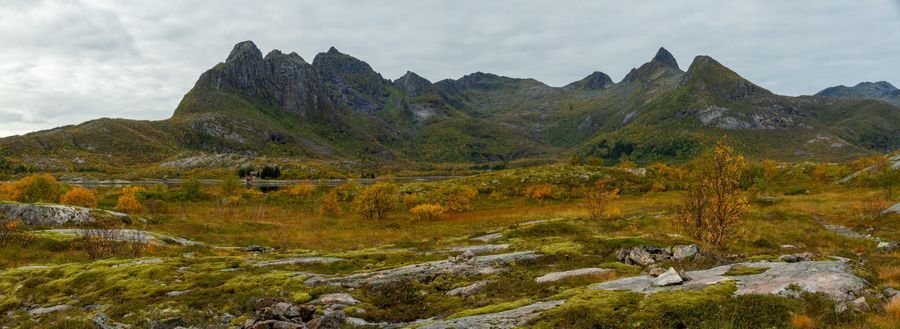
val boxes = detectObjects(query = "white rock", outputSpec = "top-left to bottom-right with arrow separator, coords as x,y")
653,267 -> 683,286
535,268 -> 611,283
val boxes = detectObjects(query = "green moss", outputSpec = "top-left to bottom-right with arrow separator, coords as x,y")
538,241 -> 584,256
723,265 -> 770,276
446,298 -> 534,319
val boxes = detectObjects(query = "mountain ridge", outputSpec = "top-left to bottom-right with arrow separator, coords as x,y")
1,41 -> 897,173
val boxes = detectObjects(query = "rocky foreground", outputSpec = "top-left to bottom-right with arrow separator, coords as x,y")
4,206 -> 898,328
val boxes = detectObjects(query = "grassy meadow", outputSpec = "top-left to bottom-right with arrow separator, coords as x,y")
0,152 -> 897,328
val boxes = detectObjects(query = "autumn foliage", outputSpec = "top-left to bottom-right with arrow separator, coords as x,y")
318,190 -> 342,217
0,174 -> 60,203
115,186 -> 144,214
354,182 -> 399,220
284,183 -> 316,198
409,203 -> 446,221
524,184 -> 555,204
585,185 -> 620,220
441,185 -> 478,212
60,187 -> 98,208
674,140 -> 748,245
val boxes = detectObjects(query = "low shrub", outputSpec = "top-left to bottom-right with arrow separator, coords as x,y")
60,187 -> 97,208
408,203 -> 446,221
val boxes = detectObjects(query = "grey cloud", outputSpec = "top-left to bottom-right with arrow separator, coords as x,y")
1,0 -> 899,137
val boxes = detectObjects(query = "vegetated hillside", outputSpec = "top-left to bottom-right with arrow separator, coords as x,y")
1,42 -> 898,173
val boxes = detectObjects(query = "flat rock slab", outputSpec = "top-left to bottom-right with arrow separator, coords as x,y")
535,268 -> 612,283
823,224 -> 879,241
446,244 -> 511,254
253,256 -> 345,267
446,280 -> 493,297
28,304 -> 72,317
416,300 -> 564,329
470,233 -> 503,243
305,251 -> 539,288
593,261 -> 866,302
0,202 -> 129,226
38,229 -> 200,246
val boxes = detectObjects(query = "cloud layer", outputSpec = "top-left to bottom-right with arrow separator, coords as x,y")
1,0 -> 899,137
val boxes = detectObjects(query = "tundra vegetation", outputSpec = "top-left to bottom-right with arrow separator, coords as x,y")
0,150 -> 896,329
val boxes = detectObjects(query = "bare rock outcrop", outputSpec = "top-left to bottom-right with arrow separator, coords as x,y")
0,202 -> 130,226
594,261 -> 867,302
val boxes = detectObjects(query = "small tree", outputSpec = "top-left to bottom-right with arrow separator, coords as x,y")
674,140 -> 748,245
353,182 -> 399,220
60,187 -> 97,208
260,165 -> 281,179
524,184 -> 555,205
318,190 -> 342,217
409,203 -> 446,221
586,188 -> 620,220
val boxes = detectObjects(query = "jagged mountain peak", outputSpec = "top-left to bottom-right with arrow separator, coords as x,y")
621,47 -> 684,84
394,71 -> 433,97
653,47 -> 679,69
565,71 -> 614,90
226,40 -> 263,63
327,46 -> 340,54
264,50 -> 307,64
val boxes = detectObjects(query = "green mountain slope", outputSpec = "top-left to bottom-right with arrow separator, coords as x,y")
1,42 -> 897,173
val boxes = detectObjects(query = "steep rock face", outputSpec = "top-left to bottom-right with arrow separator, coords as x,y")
621,47 -> 683,84
393,71 -> 434,97
565,71 -> 614,90
191,41 -> 335,117
312,47 -> 390,114
817,81 -> 900,107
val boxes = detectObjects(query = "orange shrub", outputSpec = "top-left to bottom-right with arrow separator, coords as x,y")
524,184 -> 555,204
318,190 -> 341,217
0,174 -> 60,203
60,187 -> 97,208
409,203 -> 446,221
789,314 -> 814,329
0,217 -> 21,246
114,186 -> 144,214
442,185 -> 478,212
402,193 -> 427,208
851,199 -> 889,227
284,183 -> 316,198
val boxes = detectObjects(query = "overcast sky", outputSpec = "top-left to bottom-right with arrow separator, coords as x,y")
1,0 -> 899,137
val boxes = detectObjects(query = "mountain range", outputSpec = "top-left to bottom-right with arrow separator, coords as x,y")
1,41 -> 898,173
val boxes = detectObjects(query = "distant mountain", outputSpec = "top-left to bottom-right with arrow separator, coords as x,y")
816,81 -> 900,107
1,41 -> 898,173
